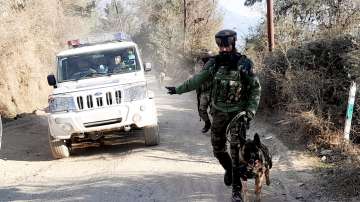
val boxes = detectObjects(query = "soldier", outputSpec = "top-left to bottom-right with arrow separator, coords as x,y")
166,29 -> 261,202
196,51 -> 213,133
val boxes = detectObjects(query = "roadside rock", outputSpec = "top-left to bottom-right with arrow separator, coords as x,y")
321,156 -> 327,162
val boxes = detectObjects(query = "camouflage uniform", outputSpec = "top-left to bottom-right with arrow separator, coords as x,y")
174,52 -> 261,189
199,93 -> 211,122
196,55 -> 213,126
197,79 -> 212,123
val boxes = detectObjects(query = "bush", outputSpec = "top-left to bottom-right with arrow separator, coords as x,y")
262,35 -> 360,144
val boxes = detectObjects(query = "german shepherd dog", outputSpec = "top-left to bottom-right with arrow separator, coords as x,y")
239,133 -> 272,202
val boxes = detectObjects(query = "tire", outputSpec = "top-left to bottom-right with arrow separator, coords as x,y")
48,129 -> 70,159
144,124 -> 160,146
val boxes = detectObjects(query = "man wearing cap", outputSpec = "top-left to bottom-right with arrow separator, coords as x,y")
165,29 -> 261,202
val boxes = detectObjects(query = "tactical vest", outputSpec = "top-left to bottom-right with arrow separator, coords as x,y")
210,53 -> 246,112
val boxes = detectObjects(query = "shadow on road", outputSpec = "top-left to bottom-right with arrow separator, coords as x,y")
0,168 -> 322,202
0,173 -> 227,201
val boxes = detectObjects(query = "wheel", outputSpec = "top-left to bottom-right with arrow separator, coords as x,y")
48,128 -> 70,159
144,124 -> 160,146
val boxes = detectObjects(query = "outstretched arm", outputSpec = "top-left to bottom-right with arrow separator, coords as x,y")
175,70 -> 211,94
166,59 -> 215,95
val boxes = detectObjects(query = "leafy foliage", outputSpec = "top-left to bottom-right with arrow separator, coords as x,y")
244,0 -> 262,6
98,0 -> 222,77
245,0 -> 360,144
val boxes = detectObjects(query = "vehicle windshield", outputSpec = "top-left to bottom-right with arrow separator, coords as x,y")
57,47 -> 140,82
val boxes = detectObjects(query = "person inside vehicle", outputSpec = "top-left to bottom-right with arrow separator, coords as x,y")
127,49 -> 136,66
95,57 -> 109,74
165,30 -> 261,202
70,59 -> 96,79
112,55 -> 126,73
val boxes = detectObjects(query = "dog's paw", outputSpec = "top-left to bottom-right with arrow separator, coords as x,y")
265,169 -> 270,186
266,177 -> 270,186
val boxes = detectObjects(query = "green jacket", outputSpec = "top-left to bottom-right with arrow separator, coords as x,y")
176,54 -> 261,115
195,66 -> 212,96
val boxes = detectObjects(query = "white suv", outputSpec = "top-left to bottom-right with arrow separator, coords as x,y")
47,33 -> 159,159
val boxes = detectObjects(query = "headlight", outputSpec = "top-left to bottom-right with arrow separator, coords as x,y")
123,85 -> 147,102
49,96 -> 76,113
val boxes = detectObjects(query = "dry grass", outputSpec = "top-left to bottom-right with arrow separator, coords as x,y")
259,35 -> 360,160
0,1 -> 92,117
296,111 -> 342,146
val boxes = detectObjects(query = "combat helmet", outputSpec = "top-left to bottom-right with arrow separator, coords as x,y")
215,29 -> 237,48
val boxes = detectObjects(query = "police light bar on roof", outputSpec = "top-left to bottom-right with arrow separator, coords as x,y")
67,32 -> 131,48
67,39 -> 80,47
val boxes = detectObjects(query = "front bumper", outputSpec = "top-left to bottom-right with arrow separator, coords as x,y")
48,98 -> 158,139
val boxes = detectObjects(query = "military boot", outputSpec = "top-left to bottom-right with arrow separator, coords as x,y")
201,120 -> 211,133
231,186 -> 243,202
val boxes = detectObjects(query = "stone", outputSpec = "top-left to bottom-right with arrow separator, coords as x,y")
321,156 -> 327,162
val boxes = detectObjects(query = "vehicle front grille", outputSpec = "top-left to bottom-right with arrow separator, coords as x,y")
96,97 -> 103,106
115,90 -> 121,104
106,92 -> 112,105
87,95 -> 93,108
77,96 -> 84,110
76,90 -> 122,110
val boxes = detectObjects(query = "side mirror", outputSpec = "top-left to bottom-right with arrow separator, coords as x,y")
144,62 -> 152,72
47,74 -> 57,88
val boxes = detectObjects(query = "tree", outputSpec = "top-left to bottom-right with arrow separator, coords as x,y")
244,0 -> 262,6
246,0 -> 359,42
95,0 -> 141,34
61,0 -> 96,17
132,0 -> 222,74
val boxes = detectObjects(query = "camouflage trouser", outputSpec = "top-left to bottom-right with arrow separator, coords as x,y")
210,108 -> 244,189
198,93 -> 210,122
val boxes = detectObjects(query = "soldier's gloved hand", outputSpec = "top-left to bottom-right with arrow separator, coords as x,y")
165,86 -> 176,95
244,111 -> 254,129
245,111 -> 254,121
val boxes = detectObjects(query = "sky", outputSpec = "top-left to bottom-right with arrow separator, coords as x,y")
218,0 -> 266,46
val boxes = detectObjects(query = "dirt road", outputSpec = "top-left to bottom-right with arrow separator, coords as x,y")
0,73 -> 342,202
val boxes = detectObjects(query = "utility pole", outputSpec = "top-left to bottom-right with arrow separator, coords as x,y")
266,0 -> 275,52
183,0 -> 187,52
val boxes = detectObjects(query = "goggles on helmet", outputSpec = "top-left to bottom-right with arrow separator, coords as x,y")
215,35 -> 236,47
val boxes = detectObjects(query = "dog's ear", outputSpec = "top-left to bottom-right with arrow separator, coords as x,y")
254,133 -> 261,146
